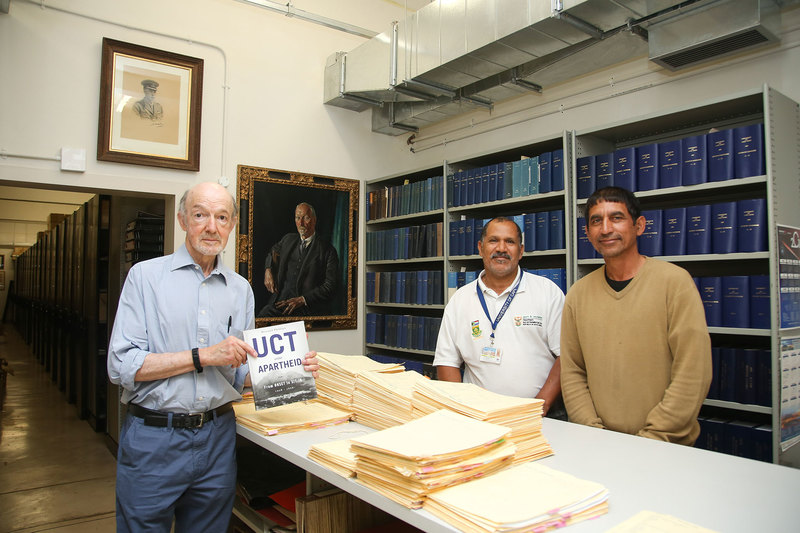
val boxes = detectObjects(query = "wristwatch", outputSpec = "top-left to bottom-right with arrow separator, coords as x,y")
192,347 -> 203,373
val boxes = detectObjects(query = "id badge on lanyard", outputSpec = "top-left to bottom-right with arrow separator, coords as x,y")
476,274 -> 520,366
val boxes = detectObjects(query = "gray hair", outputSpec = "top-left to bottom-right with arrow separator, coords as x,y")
296,202 -> 316,219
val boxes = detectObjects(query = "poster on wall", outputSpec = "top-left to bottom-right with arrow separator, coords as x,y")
780,337 -> 800,450
97,38 -> 203,171
777,225 -> 800,329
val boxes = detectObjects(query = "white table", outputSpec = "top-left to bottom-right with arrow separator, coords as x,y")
237,417 -> 800,532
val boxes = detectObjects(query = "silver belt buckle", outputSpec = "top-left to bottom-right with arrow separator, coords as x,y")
186,413 -> 204,428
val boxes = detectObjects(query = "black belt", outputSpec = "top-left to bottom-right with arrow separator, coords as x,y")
128,402 -> 233,429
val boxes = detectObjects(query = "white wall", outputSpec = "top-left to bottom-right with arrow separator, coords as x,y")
0,0 -> 421,353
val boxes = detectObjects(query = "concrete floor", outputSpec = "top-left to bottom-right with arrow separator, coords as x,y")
0,325 -> 117,533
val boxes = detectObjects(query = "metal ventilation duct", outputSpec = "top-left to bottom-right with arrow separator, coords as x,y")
646,0 -> 781,70
323,0 -> 785,135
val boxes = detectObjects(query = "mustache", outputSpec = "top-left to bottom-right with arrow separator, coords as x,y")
491,252 -> 511,260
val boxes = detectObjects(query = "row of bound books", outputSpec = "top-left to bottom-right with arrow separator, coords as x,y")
709,346 -> 771,406
367,354 -> 437,379
365,270 -> 444,306
366,175 -> 444,221
447,268 -> 567,297
577,123 -> 764,198
697,275 -> 770,329
365,313 -> 442,353
447,149 -> 565,208
366,222 -> 443,261
449,210 -> 565,256
696,417 -> 771,463
577,198 -> 767,258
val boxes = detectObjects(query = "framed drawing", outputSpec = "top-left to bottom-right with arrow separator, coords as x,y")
97,38 -> 203,171
237,165 -> 359,330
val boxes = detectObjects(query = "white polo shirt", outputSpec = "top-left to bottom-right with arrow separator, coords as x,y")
434,268 -> 564,398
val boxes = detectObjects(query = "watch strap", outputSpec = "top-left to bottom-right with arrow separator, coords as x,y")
192,347 -> 203,373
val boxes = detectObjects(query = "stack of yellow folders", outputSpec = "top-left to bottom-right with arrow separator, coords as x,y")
348,410 -> 516,509
308,438 -> 358,478
424,462 -> 609,532
234,401 -> 351,436
352,370 -> 428,430
412,379 -> 553,464
315,353 -> 404,414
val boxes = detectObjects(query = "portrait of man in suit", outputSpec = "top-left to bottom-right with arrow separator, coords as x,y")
258,202 -> 339,317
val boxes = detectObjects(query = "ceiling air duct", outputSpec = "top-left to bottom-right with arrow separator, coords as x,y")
646,0 -> 781,70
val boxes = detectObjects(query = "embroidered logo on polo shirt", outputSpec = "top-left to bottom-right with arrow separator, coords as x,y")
514,315 -> 543,327
471,320 -> 482,338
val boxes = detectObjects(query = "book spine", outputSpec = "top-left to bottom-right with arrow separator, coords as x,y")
548,209 -> 565,250
503,162 -> 514,199
636,143 -> 659,191
737,198 -> 767,252
681,134 -> 708,186
539,152 -> 552,194
663,207 -> 686,256
535,211 -> 549,251
576,217 -> 595,259
638,209 -> 663,257
711,201 -> 738,254
708,128 -> 735,182
524,213 -> 536,252
734,123 -> 765,178
481,167 -> 490,205
722,275 -> 751,328
613,146 -> 637,192
528,156 -> 540,196
718,348 -> 737,402
488,165 -> 498,203
659,140 -> 682,188
551,149 -> 564,191
452,171 -> 462,207
595,152 -> 614,189
757,349 -> 771,407
700,276 -> 723,327
708,347 -> 720,399
447,271 -> 458,300
577,156 -> 596,199
686,204 -> 712,255
749,274 -> 771,329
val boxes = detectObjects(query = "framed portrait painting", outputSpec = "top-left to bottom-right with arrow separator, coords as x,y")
237,165 -> 359,330
97,38 -> 203,171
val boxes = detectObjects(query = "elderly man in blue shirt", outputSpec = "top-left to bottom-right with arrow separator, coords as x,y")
108,182 -> 319,533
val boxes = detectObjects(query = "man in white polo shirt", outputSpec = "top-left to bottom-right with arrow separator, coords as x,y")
434,216 -> 565,416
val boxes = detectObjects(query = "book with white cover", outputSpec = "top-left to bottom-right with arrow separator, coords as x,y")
244,320 -> 316,409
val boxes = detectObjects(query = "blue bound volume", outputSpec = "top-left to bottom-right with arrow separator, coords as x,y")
686,204 -> 712,255
527,157 -> 540,196
638,209 -> 663,257
681,134 -> 708,186
613,147 -> 637,192
757,349 -> 771,407
700,276 -> 723,327
659,140 -> 682,188
577,156 -> 596,199
636,143 -> 659,191
595,152 -> 614,190
708,347 -> 721,399
576,217 -> 595,259
663,207 -> 687,256
718,348 -> 738,402
548,210 -> 565,250
711,201 -> 738,254
538,152 -> 552,193
502,162 -> 514,199
708,129 -> 735,182
737,198 -> 767,252
734,123 -> 765,178
524,213 -> 536,252
535,211 -> 549,251
551,149 -> 564,191
722,276 -> 751,328
488,164 -> 498,202
749,274 -> 771,329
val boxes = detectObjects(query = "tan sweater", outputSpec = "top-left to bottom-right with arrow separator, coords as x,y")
560,257 -> 712,445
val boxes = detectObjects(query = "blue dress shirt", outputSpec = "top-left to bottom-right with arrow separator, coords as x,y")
108,244 -> 255,413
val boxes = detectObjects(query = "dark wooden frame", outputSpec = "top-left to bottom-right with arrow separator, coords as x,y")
237,165 -> 359,331
97,38 -> 203,171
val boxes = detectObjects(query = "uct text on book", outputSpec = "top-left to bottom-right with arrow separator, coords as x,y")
244,320 -> 317,410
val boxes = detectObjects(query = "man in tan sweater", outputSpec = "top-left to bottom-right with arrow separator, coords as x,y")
561,187 -> 711,445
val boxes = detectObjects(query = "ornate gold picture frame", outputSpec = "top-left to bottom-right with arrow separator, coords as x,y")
237,165 -> 359,330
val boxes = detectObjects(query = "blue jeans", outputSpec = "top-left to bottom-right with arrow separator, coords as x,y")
115,409 -> 237,533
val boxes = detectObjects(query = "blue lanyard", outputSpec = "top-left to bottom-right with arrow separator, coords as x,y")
476,272 -> 521,346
